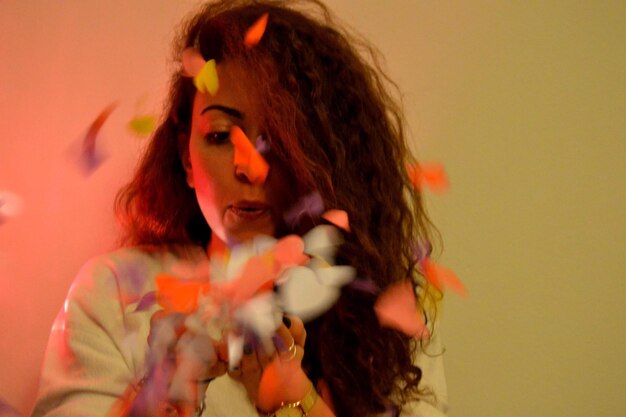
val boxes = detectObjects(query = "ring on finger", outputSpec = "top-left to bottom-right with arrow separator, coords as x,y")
279,338 -> 297,361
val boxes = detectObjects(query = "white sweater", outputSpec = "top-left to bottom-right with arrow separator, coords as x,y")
32,245 -> 448,417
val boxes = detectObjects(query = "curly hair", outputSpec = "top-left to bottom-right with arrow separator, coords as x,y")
115,1 -> 437,415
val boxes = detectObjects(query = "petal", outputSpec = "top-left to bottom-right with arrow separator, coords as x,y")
422,258 -> 467,297
244,13 -> 269,48
407,162 -> 449,192
302,225 -> 342,263
322,209 -> 350,232
193,59 -> 219,95
374,280 -> 429,339
128,115 -> 157,137
278,266 -> 341,322
273,235 -> 308,268
181,47 -> 206,77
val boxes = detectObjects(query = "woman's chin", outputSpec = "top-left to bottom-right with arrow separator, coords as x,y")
224,227 -> 275,246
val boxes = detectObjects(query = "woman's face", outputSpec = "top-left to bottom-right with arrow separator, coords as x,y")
183,61 -> 279,245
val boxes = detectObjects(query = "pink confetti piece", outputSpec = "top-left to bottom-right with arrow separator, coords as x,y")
272,235 -> 309,267
255,135 -> 269,154
244,13 -> 269,48
226,254 -> 276,304
0,191 -> 23,223
231,125 -> 269,185
322,209 -> 350,232
407,162 -> 449,193
374,280 -> 429,339
181,48 -> 206,77
421,258 -> 467,297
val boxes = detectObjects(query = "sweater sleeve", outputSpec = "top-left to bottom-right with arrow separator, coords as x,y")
399,327 -> 449,417
32,256 -> 143,417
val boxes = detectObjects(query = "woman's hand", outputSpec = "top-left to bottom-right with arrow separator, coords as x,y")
228,314 -> 311,413
131,310 -> 228,417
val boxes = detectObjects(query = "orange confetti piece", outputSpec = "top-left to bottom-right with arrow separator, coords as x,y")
407,162 -> 449,192
273,235 -> 309,267
230,126 -> 269,185
244,13 -> 269,48
322,209 -> 350,232
421,258 -> 467,297
155,273 -> 210,314
227,254 -> 276,304
374,280 -> 429,339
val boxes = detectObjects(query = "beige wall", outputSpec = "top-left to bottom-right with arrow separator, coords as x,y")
1,1 -> 624,416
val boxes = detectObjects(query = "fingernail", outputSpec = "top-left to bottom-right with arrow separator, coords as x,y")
272,335 -> 287,352
243,343 -> 253,355
282,315 -> 291,328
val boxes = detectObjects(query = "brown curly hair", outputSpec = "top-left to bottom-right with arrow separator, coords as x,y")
115,1 -> 437,415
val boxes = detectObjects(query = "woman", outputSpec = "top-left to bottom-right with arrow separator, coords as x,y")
32,1 -> 448,416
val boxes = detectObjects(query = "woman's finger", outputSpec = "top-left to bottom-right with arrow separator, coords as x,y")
283,314 -> 306,347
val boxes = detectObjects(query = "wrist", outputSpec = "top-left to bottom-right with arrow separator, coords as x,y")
257,383 -> 319,417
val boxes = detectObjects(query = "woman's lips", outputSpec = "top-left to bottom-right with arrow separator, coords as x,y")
227,201 -> 271,221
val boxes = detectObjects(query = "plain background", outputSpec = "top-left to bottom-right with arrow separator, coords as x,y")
1,1 -> 624,416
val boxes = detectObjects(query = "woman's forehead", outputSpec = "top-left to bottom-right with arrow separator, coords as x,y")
194,61 -> 261,114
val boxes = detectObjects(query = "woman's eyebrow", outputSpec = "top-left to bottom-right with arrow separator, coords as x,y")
201,104 -> 244,120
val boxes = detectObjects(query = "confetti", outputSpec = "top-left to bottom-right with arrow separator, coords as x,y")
279,265 -> 354,322
0,191 -> 24,223
155,274 -> 209,314
181,48 -> 219,95
0,399 -> 21,416
421,258 -> 467,297
128,115 -> 157,137
134,291 -> 157,312
194,59 -> 219,95
283,191 -> 325,228
374,280 -> 429,339
322,209 -> 350,232
80,102 -> 117,172
181,48 -> 206,77
231,126 -> 269,185
407,162 -> 449,192
244,13 -> 269,48
255,135 -> 269,154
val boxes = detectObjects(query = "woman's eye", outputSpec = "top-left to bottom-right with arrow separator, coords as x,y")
204,131 -> 230,145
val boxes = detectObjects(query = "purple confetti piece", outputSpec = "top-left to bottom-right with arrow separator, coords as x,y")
283,191 -> 325,227
255,135 -> 269,154
0,399 -> 21,416
347,279 -> 380,294
134,291 -> 157,312
413,240 -> 432,263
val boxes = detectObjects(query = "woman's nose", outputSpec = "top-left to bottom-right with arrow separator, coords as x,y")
234,164 -> 252,184
231,126 -> 269,185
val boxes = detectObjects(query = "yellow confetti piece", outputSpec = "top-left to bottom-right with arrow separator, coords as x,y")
128,115 -> 157,137
193,59 -> 219,95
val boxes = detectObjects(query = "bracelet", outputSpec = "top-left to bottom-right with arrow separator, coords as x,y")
259,383 -> 319,417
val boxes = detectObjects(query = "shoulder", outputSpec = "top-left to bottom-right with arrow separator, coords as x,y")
67,244 -> 208,311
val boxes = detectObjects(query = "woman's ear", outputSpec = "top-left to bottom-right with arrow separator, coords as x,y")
178,132 -> 195,188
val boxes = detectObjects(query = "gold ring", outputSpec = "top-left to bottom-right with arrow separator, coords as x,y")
280,339 -> 297,361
